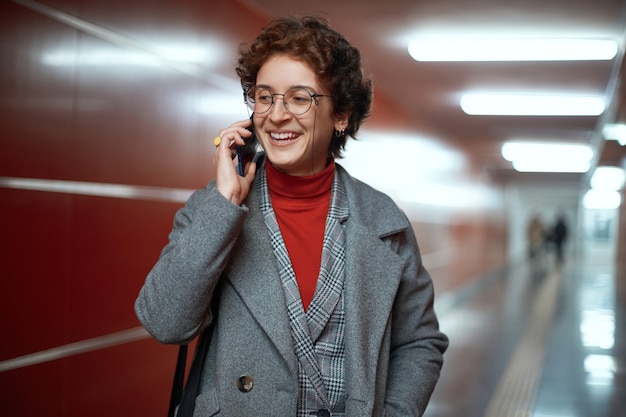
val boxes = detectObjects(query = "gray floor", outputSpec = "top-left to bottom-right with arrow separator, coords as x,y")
425,242 -> 624,417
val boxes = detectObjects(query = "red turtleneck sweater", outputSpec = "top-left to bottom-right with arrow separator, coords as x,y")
266,160 -> 334,311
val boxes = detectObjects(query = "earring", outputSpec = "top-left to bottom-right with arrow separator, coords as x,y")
334,128 -> 345,137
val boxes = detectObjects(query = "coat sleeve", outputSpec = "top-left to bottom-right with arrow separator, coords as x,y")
134,183 -> 249,344
384,225 -> 449,416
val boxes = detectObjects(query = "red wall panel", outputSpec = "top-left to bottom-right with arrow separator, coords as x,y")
0,188 -> 72,359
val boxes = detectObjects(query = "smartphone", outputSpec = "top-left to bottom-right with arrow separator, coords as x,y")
236,115 -> 258,176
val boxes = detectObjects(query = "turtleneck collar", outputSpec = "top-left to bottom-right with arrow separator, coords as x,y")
265,159 -> 335,199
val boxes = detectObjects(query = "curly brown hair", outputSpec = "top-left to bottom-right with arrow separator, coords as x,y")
236,16 -> 373,158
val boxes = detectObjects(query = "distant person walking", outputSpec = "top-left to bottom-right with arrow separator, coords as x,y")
527,214 -> 545,261
552,214 -> 568,263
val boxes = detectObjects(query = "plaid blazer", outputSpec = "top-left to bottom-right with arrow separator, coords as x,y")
258,167 -> 348,416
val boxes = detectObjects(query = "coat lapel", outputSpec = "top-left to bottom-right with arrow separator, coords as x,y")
337,166 -> 408,405
343,219 -> 403,372
224,185 -> 297,376
306,195 -> 347,342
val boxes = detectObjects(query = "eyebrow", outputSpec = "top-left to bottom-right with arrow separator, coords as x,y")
254,84 -> 319,93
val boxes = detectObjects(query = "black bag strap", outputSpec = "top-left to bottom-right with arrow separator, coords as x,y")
168,344 -> 188,417
177,324 -> 213,416
167,293 -> 219,417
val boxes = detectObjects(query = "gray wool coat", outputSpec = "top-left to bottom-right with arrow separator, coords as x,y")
135,162 -> 448,417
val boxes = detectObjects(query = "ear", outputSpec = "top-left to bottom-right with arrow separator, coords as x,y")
334,113 -> 350,132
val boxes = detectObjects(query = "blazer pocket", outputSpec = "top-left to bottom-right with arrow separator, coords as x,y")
192,388 -> 220,417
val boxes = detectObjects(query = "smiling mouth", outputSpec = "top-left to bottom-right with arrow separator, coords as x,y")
270,132 -> 300,143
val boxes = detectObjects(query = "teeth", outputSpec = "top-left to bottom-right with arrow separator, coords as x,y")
270,132 -> 298,140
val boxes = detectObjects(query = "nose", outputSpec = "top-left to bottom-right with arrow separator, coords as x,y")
268,94 -> 291,123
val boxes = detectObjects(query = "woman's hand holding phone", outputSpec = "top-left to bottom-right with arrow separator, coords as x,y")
214,118 -> 257,206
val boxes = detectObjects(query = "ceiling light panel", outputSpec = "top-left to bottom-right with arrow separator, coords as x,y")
408,38 -> 618,62
583,190 -> 622,209
501,141 -> 593,173
591,166 -> 625,191
461,93 -> 605,116
602,124 -> 626,145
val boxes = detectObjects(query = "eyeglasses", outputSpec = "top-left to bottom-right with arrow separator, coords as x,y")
245,86 -> 329,116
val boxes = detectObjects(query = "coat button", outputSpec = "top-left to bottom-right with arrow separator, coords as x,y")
236,375 -> 254,393
316,410 -> 330,417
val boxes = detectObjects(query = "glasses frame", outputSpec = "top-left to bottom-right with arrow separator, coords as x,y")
244,86 -> 329,116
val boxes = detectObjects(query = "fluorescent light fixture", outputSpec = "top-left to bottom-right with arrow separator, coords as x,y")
42,42 -> 223,67
501,141 -> 593,173
511,159 -> 591,173
43,48 -> 208,67
602,123 -> 626,145
408,38 -> 618,61
583,189 -> 622,209
591,166 -> 625,191
501,142 -> 593,162
461,93 -> 605,116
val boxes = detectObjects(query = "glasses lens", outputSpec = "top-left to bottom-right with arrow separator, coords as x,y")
284,88 -> 313,115
247,87 -> 272,114
246,87 -> 314,115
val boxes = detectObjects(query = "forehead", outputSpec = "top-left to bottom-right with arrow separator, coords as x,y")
256,54 -> 321,90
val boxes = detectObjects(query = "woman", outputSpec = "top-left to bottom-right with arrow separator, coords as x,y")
136,16 -> 448,417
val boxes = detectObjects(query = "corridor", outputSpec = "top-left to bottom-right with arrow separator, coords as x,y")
426,243 -> 624,417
